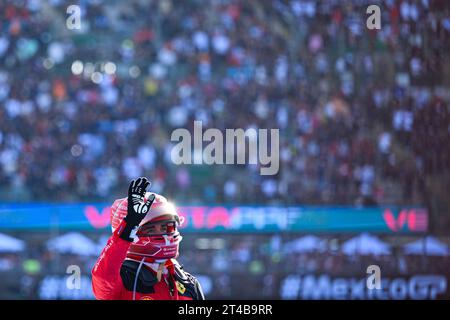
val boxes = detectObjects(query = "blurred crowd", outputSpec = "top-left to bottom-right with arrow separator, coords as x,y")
0,0 -> 449,209
0,232 -> 449,299
180,234 -> 450,276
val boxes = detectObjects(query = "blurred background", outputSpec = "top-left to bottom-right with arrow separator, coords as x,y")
0,0 -> 449,299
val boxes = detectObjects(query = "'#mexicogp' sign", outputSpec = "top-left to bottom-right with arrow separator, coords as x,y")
0,203 -> 428,233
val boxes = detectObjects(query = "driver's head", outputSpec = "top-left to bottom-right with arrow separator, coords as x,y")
137,214 -> 179,237
111,193 -> 184,260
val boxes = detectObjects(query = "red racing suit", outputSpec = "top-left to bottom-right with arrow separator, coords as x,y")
92,220 -> 205,300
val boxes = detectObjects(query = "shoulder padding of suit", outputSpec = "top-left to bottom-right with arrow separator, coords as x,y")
120,260 -> 158,293
173,263 -> 205,300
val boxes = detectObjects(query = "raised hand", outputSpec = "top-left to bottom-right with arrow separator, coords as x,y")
119,177 -> 156,242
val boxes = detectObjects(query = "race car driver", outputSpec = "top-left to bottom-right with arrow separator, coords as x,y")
92,177 -> 205,300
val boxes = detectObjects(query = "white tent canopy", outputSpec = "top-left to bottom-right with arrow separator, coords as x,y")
341,233 -> 391,255
0,233 -> 26,253
47,232 -> 98,256
283,235 -> 327,253
403,236 -> 449,256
